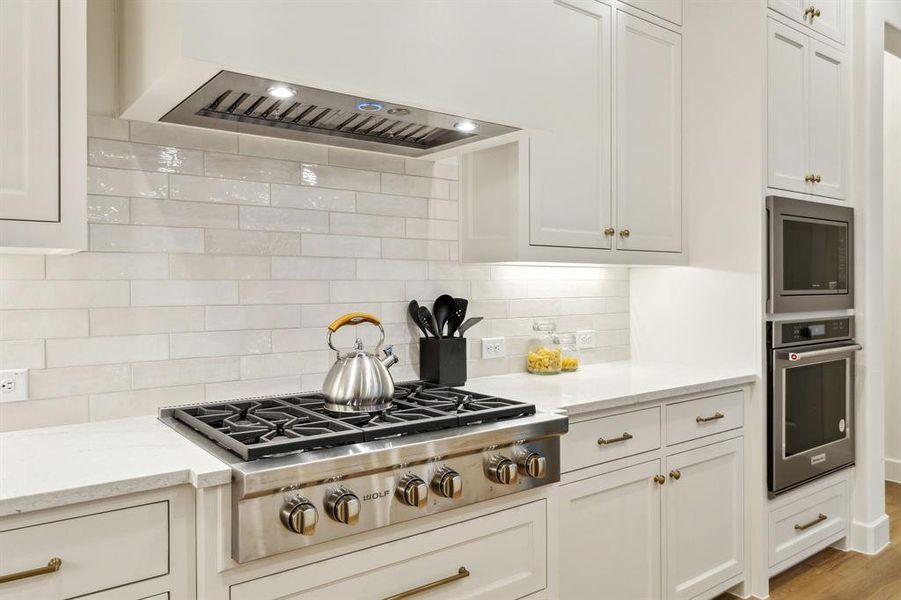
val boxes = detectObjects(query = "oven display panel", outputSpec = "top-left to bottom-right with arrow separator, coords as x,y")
781,319 -> 849,343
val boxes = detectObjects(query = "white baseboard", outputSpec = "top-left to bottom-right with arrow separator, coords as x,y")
886,457 -> 901,483
849,513 -> 891,554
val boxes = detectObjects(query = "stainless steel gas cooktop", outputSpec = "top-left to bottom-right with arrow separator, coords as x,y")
161,381 -> 566,563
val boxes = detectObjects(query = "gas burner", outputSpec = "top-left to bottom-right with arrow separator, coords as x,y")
170,381 -> 536,460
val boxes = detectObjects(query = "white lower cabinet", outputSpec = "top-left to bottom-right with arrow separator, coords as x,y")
559,460 -> 662,599
230,500 -> 547,600
664,438 -> 744,600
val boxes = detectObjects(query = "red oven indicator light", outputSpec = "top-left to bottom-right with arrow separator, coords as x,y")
789,352 -> 800,361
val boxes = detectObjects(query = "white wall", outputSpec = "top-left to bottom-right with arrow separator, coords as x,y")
884,47 -> 901,484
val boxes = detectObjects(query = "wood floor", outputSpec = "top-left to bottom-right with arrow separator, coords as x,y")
752,481 -> 901,600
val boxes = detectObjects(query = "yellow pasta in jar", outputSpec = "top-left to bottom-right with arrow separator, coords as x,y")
527,346 -> 562,374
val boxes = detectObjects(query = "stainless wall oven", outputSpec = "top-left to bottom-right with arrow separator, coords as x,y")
767,196 -> 853,313
767,316 -> 859,496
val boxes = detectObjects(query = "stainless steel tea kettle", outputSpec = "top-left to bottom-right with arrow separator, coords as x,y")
322,312 -> 398,413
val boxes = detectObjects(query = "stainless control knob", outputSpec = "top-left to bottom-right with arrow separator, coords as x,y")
397,473 -> 428,508
487,455 -> 518,485
518,452 -> 547,479
325,487 -> 360,525
432,467 -> 463,499
280,496 -> 318,535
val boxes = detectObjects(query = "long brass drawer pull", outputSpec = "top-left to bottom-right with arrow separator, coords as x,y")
0,557 -> 62,585
383,567 -> 470,600
794,513 -> 827,531
696,412 -> 724,423
598,432 -> 633,445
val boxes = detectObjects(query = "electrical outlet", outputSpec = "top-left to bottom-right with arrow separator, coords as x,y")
481,337 -> 506,359
0,369 -> 28,403
576,330 -> 597,349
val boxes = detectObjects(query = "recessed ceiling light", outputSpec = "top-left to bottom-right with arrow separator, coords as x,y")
357,101 -> 384,112
454,121 -> 479,133
267,85 -> 296,99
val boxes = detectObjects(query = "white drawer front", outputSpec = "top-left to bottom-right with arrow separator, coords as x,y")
562,407 -> 661,473
231,501 -> 547,600
665,390 -> 743,445
769,480 -> 848,567
0,502 -> 168,599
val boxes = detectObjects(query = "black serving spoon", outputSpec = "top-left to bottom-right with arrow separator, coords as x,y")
446,298 -> 468,337
432,294 -> 456,338
408,300 -> 428,337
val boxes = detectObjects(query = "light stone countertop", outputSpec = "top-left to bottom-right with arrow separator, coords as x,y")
0,360 -> 757,518
0,416 -> 230,517
462,360 -> 758,416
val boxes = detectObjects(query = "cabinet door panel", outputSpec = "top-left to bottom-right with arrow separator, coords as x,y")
559,460 -> 662,599
768,0 -> 807,23
615,12 -> 682,252
808,0 -> 844,44
665,438 -> 743,600
0,0 -> 59,222
767,19 -> 809,194
808,40 -> 846,199
530,0 -> 612,250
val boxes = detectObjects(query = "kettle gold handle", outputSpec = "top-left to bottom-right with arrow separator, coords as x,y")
328,312 -> 381,332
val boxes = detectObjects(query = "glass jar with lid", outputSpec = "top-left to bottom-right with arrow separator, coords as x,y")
527,321 -> 562,375
558,333 -> 580,372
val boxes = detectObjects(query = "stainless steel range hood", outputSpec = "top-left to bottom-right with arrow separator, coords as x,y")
162,71 -> 519,158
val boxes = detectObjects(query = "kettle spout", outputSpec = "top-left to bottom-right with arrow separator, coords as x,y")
381,345 -> 399,369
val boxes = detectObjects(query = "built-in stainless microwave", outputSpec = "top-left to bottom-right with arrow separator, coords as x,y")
767,196 -> 853,314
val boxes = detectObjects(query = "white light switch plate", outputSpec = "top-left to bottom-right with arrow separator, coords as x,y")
576,330 -> 597,349
0,369 -> 28,403
481,337 -> 506,359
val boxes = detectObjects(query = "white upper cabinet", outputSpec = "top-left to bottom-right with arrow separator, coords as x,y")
767,0 -> 845,44
665,438 -> 744,600
767,19 -> 847,200
620,0 -> 682,26
529,0 -> 612,250
615,12 -> 682,253
0,0 -> 86,252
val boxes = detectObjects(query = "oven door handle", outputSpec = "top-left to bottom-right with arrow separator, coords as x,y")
778,343 -> 862,361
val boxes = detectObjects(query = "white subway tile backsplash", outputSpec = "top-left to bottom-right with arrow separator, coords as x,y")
356,192 -> 428,218
90,307 -> 205,336
330,212 -> 405,237
271,257 -> 355,280
0,281 -> 129,309
87,195 -> 129,224
170,174 -> 269,206
301,234 -> 380,258
205,152 -> 300,184
270,184 -> 355,212
46,253 -> 168,280
169,254 -> 269,280
131,280 -> 239,306
90,224 -> 204,253
240,206 -> 329,233
0,121 -> 629,430
131,198 -> 239,229
47,335 -> 169,368
301,163 -> 380,192
170,330 -> 271,359
88,139 -> 204,174
239,280 -> 330,304
205,229 -> 300,256
87,166 -> 167,198
132,357 -> 239,389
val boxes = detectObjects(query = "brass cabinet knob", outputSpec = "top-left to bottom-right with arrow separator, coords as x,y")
619,229 -> 631,238
653,474 -> 666,485
280,496 -> 318,535
814,174 -> 822,183
603,227 -> 615,236
804,5 -> 821,18
805,174 -> 815,182
669,469 -> 682,480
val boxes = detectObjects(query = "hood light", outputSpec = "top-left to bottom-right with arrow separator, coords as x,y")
267,85 -> 296,99
454,121 -> 479,133
357,101 -> 383,112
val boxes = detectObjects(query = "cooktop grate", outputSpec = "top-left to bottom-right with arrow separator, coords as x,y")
171,382 -> 536,460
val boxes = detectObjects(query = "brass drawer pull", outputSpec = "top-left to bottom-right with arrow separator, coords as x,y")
654,474 -> 666,485
0,557 -> 62,585
383,566 -> 470,599
598,432 -> 633,445
619,229 -> 631,238
696,412 -> 724,423
603,227 -> 615,236
794,513 -> 827,531
669,469 -> 681,480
